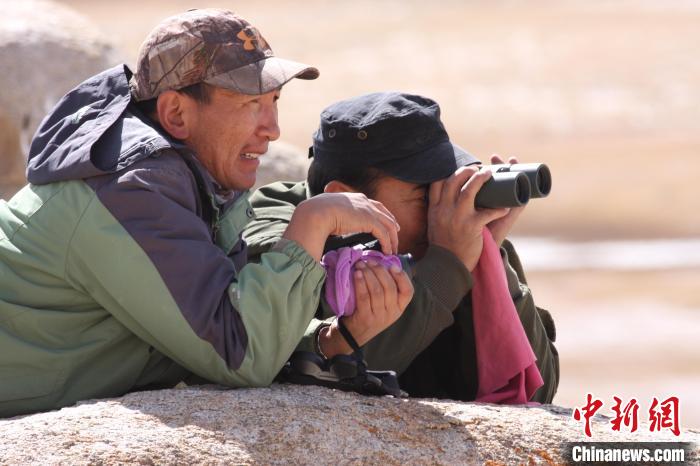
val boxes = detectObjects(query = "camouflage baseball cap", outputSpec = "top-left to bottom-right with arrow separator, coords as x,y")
130,8 -> 319,101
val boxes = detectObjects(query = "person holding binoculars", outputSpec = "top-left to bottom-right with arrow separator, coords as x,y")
245,91 -> 559,403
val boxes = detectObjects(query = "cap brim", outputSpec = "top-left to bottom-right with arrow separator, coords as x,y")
375,141 -> 480,184
205,57 -> 319,95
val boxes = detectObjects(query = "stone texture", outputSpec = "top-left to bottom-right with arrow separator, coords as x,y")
0,384 -> 697,465
0,0 -> 119,198
255,141 -> 310,189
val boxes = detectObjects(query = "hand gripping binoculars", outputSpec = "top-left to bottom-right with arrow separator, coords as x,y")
474,163 -> 552,209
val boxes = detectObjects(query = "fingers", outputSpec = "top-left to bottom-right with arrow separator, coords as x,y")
353,262 -> 371,316
334,194 -> 399,255
490,153 -> 519,165
369,199 -> 398,228
458,168 -> 492,209
440,166 -> 478,205
428,179 -> 444,207
391,265 -> 414,309
477,206 -> 510,225
368,220 -> 399,255
367,261 -> 398,311
359,261 -> 385,315
345,261 -> 411,348
366,199 -> 399,255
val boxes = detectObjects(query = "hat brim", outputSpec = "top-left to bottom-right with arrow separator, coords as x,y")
374,141 -> 480,185
205,57 -> 319,95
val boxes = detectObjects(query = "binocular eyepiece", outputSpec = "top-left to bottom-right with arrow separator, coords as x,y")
474,163 -> 552,209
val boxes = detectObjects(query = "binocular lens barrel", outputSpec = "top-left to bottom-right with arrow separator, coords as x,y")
475,171 -> 530,209
475,163 -> 552,209
511,163 -> 552,198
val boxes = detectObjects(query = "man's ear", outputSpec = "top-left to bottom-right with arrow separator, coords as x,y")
324,180 -> 357,193
156,90 -> 190,140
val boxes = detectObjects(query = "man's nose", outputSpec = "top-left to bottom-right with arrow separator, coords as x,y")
259,105 -> 280,141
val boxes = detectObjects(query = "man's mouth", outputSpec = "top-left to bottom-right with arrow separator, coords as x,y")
241,152 -> 262,160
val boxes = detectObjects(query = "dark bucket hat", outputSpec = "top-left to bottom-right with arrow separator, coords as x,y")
310,92 -> 478,184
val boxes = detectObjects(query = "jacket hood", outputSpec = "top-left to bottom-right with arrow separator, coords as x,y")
26,64 -> 185,185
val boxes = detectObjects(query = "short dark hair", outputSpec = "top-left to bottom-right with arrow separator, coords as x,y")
133,82 -> 213,118
307,158 -> 386,197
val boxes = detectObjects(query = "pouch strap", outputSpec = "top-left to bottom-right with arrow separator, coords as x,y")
338,317 -> 363,357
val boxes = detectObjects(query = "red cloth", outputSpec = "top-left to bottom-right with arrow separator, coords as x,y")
472,228 -> 544,404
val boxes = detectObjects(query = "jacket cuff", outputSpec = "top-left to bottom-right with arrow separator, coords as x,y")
271,238 -> 326,282
500,246 -> 524,299
414,244 -> 473,310
296,317 -> 335,353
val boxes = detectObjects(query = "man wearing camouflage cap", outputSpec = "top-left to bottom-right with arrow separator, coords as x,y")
0,9 -> 412,417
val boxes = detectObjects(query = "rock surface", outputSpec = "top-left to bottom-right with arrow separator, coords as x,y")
0,0 -> 118,198
255,141 -> 310,189
0,384 -> 697,465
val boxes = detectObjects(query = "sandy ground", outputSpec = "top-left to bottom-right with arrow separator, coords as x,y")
45,0 -> 700,430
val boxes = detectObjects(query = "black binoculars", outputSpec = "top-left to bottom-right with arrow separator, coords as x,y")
474,163 -> 552,209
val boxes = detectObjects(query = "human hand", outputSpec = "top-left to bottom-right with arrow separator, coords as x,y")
319,260 -> 413,357
342,260 -> 413,345
486,154 -> 527,246
283,192 -> 400,261
427,166 -> 510,271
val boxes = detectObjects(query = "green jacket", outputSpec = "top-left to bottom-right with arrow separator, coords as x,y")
0,66 -> 325,418
245,181 -> 559,403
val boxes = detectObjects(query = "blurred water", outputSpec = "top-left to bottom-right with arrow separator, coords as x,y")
513,237 -> 700,270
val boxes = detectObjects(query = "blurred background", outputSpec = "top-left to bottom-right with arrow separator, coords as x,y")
2,0 -> 698,429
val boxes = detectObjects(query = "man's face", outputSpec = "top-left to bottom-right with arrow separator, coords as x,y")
371,176 -> 430,259
185,86 -> 281,191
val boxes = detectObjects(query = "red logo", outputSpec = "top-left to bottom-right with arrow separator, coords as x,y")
573,394 -> 681,437
611,396 -> 639,433
649,396 -> 681,437
573,393 -> 604,437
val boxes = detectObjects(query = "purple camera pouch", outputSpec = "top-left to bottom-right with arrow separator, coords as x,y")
321,246 -> 402,317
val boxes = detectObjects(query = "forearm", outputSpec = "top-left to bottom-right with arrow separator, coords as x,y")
229,240 -> 326,384
68,196 -> 325,388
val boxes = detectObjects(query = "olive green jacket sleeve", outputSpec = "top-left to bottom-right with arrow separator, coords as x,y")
63,165 -> 326,390
501,239 -> 560,403
0,177 -> 326,418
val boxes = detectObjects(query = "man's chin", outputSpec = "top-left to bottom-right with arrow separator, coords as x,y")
227,174 -> 257,192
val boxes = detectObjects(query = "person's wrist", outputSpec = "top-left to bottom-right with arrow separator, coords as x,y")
283,201 -> 330,262
318,321 -> 352,358
430,240 -> 474,271
296,200 -> 331,232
